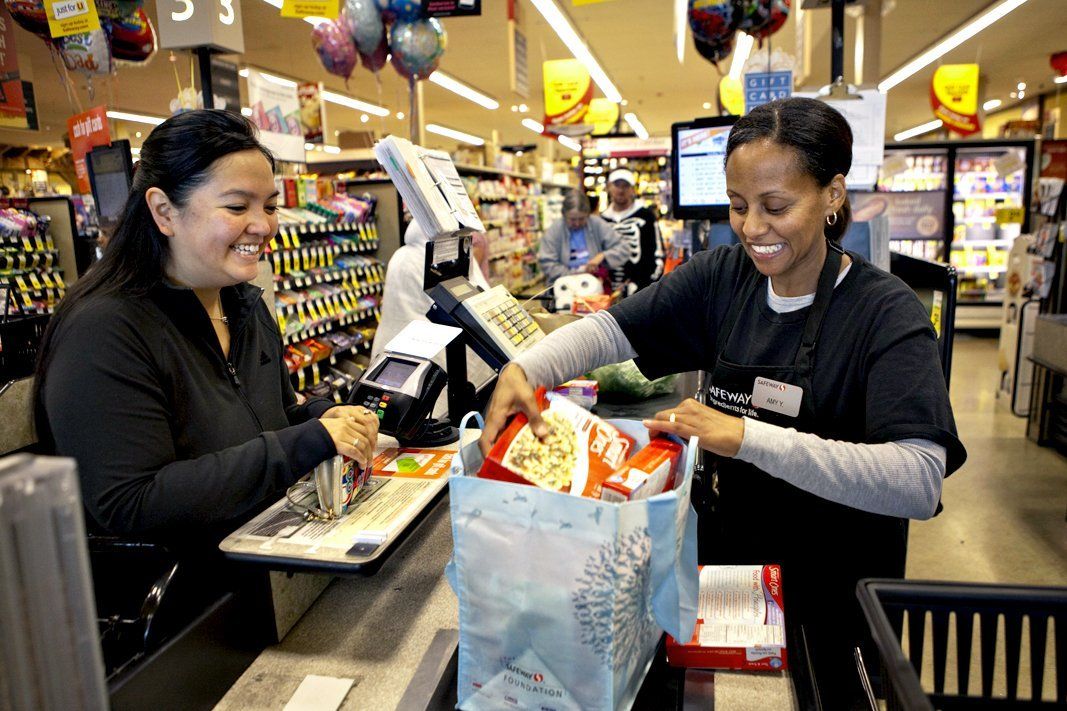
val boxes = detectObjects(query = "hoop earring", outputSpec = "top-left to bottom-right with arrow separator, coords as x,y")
826,213 -> 838,227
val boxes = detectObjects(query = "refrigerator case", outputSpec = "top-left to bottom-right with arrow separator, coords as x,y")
870,147 -> 949,263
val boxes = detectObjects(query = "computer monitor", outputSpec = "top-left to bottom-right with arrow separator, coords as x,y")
86,140 -> 134,236
670,115 -> 737,220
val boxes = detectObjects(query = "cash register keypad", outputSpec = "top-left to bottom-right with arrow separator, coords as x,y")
463,285 -> 545,356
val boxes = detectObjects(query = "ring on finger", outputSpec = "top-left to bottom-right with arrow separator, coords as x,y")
668,412 -> 677,424
352,436 -> 360,450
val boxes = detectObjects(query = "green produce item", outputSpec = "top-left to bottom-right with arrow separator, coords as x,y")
589,360 -> 678,401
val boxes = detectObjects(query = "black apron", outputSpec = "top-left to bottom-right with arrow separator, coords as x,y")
701,241 -> 907,706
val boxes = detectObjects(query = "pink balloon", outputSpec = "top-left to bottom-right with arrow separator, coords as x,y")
311,20 -> 357,81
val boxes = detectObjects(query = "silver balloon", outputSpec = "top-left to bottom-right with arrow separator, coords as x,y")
343,0 -> 384,56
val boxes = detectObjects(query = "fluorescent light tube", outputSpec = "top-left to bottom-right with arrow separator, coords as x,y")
303,16 -> 329,25
557,135 -> 582,152
260,72 -> 298,88
239,68 -> 249,78
1055,74 -> 1067,84
321,90 -> 390,117
429,71 -> 500,110
241,107 -> 253,116
623,112 -> 649,140
893,119 -> 943,142
729,33 -> 755,81
982,99 -> 1002,111
323,145 -> 341,154
260,0 -> 282,8
106,110 -> 165,126
522,118 -> 545,134
527,0 -> 622,103
879,0 -> 1029,92
426,123 -> 485,146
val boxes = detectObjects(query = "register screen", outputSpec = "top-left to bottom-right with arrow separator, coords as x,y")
676,125 -> 731,208
375,359 -> 417,388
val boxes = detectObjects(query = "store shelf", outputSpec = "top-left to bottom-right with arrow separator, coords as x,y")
955,265 -> 1007,274
455,163 -> 570,188
281,306 -> 380,346
954,192 -> 1019,200
277,264 -> 384,292
287,339 -> 371,377
951,239 -> 1013,248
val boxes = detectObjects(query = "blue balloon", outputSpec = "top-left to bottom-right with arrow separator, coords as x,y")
385,0 -> 422,22
389,18 -> 446,80
342,0 -> 383,56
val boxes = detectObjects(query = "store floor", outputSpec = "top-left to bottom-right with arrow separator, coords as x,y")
907,334 -> 1067,586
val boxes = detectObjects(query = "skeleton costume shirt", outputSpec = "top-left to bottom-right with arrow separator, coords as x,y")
600,200 -> 663,292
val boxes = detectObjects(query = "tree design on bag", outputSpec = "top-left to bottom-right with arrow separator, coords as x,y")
571,528 -> 657,669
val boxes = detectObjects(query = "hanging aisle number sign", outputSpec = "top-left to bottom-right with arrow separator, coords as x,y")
156,0 -> 244,53
45,0 -> 101,39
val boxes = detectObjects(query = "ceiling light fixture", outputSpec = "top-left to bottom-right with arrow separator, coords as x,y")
702,101 -> 712,109
323,145 -> 341,154
105,110 -> 165,126
303,16 -> 329,25
260,0 -> 282,7
426,123 -> 485,146
623,112 -> 649,140
983,99 -> 1002,111
1017,81 -> 1026,90
674,0 -> 687,63
557,135 -> 582,152
304,143 -> 315,150
360,114 -> 369,123
893,118 -> 943,142
241,107 -> 253,116
396,111 -> 406,119
259,71 -> 298,88
526,0 -> 623,102
1055,74 -> 1067,84
1018,90 -> 1025,99
879,0 -> 1029,92
428,71 -> 500,110
522,118 -> 545,134
321,90 -> 390,116
728,33 -> 755,81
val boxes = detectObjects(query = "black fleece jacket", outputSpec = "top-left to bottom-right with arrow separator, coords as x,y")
41,281 -> 336,539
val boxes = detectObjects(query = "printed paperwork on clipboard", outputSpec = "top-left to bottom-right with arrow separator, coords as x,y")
374,135 -> 485,238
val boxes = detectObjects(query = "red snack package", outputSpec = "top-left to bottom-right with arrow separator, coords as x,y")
600,435 -> 683,502
479,388 -> 635,498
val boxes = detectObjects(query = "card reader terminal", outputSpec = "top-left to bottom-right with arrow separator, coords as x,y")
348,352 -> 447,442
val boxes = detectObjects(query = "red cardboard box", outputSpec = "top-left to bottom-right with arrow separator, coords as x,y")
600,436 -> 682,502
479,389 -> 634,498
666,565 -> 787,671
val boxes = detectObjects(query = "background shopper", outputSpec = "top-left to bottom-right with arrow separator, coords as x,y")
36,110 -> 379,543
537,189 -> 627,286
482,97 -> 966,707
599,168 -> 664,292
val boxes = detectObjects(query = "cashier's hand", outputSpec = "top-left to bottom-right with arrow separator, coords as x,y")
644,399 -> 746,458
480,364 -> 549,456
319,406 -> 379,469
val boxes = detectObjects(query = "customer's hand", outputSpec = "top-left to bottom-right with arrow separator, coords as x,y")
583,253 -> 605,273
480,364 -> 548,455
644,398 -> 746,458
319,406 -> 379,468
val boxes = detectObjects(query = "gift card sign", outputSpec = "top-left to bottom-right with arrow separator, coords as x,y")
46,0 -> 101,39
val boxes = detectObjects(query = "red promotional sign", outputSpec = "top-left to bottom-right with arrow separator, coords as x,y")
0,7 -> 26,125
67,106 -> 110,194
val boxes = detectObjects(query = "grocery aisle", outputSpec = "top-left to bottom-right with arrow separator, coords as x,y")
908,335 -> 1067,586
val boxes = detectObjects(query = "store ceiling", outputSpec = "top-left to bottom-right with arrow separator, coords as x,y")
2,0 -> 1064,153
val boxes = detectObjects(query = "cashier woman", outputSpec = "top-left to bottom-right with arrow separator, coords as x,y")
483,98 -> 966,704
35,110 -> 379,544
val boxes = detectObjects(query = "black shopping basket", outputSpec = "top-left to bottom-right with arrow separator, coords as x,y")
857,579 -> 1067,710
0,286 -> 50,385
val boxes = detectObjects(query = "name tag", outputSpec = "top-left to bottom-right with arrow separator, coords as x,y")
752,377 -> 803,418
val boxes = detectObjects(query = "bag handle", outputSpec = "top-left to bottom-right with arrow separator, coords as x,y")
456,411 -> 485,477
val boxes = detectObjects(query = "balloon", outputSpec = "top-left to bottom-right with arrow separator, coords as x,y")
688,0 -> 735,45
383,0 -> 422,22
342,0 -> 384,56
359,36 -> 389,73
736,0 -> 790,41
59,28 -> 113,76
108,8 -> 156,63
311,20 -> 357,81
4,0 -> 50,40
693,34 -> 733,68
96,0 -> 142,20
389,18 -> 446,80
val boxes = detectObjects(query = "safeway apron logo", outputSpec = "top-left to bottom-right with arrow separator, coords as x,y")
707,385 -> 757,418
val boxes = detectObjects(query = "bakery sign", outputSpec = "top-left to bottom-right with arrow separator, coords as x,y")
930,63 -> 980,136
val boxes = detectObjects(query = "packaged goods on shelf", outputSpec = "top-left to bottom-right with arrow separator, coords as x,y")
666,565 -> 788,672
480,389 -> 635,498
0,207 -> 64,315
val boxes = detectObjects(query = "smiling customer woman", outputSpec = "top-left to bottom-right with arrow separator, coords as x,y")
35,110 -> 377,547
481,97 -> 966,705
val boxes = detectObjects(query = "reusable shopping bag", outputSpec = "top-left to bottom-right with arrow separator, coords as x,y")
445,415 -> 699,711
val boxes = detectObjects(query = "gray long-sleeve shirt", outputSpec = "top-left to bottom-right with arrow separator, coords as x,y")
537,214 -> 630,285
514,309 -> 947,520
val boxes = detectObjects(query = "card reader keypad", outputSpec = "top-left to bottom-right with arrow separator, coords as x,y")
360,393 -> 390,420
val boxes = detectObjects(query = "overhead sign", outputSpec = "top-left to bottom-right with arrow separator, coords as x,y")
542,58 -> 592,133
67,106 -> 110,194
156,0 -> 244,54
281,0 -> 339,20
587,97 -> 618,135
0,8 -> 27,127
717,75 -> 743,116
45,0 -> 101,39
744,70 -> 792,114
930,63 -> 979,136
423,0 -> 481,16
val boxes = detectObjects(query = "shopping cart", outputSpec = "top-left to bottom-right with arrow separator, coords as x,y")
856,578 -> 1067,710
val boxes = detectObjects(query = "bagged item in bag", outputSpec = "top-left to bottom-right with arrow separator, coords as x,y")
479,389 -> 634,499
601,435 -> 683,503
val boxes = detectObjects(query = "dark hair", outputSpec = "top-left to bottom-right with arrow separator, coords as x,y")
562,189 -> 591,216
725,97 -> 853,243
34,110 -> 274,420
